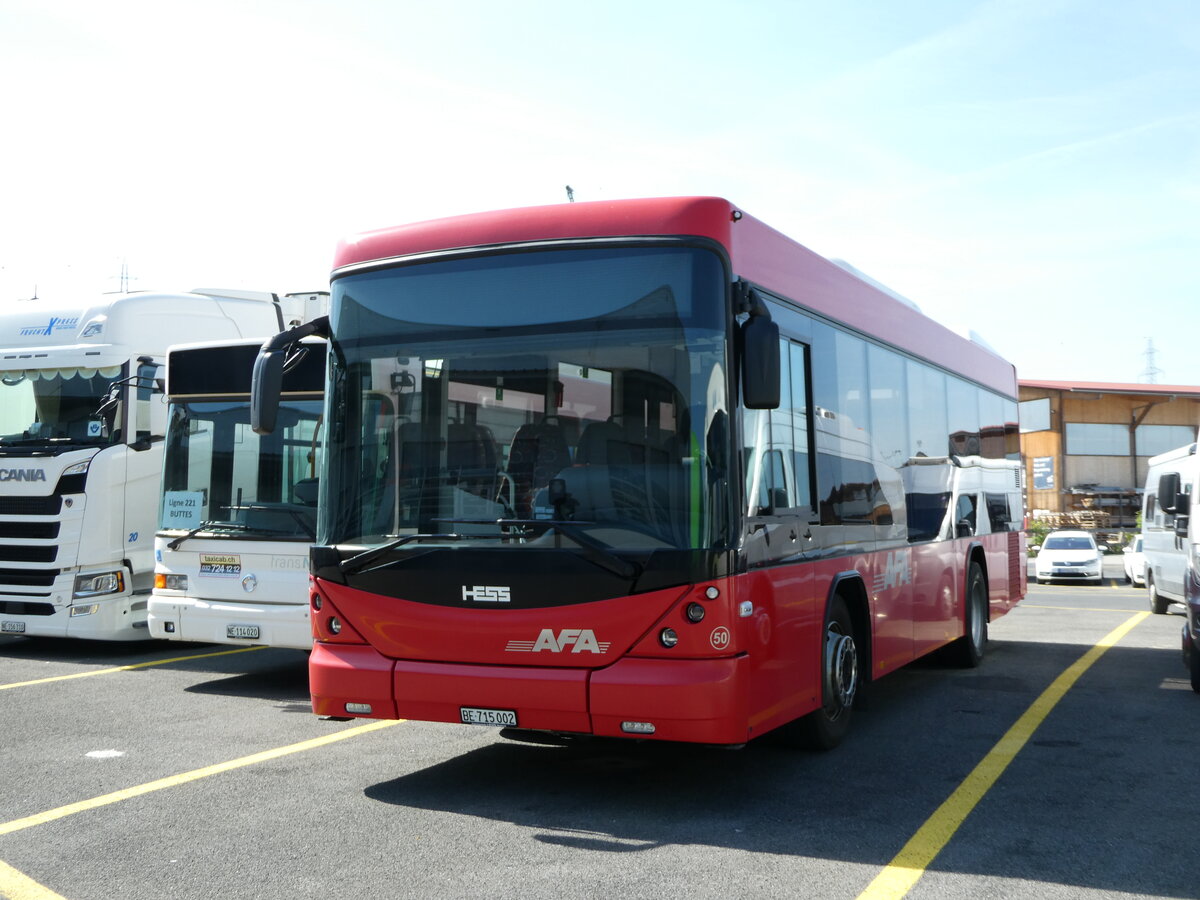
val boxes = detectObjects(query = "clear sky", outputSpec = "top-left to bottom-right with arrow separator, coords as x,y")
2,0 -> 1197,385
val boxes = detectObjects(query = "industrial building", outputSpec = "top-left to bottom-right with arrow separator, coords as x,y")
1019,380 -> 1200,530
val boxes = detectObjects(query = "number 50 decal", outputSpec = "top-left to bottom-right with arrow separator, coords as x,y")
709,626 -> 730,650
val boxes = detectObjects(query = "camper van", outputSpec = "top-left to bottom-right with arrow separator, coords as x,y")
1141,440 -> 1200,691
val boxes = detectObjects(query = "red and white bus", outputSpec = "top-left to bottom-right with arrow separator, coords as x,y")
252,197 -> 1025,749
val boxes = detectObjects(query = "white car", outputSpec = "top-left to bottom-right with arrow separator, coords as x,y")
1122,535 -> 1145,587
1035,530 -> 1104,584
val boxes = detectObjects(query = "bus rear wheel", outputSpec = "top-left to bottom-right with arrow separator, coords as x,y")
947,562 -> 988,668
786,596 -> 859,751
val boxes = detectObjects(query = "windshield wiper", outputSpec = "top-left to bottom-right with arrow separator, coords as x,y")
339,533 -> 474,576
494,518 -> 642,579
166,521 -> 250,551
339,521 -> 641,580
434,518 -> 640,579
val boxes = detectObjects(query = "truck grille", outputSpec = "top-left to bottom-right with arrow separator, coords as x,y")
0,496 -> 62,516
0,522 -> 58,540
0,545 -> 58,564
0,600 -> 55,616
0,568 -> 59,588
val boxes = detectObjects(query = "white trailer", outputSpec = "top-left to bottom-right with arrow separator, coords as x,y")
0,290 -> 288,640
147,333 -> 326,649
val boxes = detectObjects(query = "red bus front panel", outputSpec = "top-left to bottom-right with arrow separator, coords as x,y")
590,656 -> 751,744
393,660 -> 591,732
310,642 -> 397,719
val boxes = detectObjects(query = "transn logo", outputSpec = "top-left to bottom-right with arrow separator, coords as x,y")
505,628 -> 611,654
462,585 -> 510,603
872,550 -> 912,593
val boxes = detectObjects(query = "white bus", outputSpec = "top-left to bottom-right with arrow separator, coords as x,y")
148,336 -> 326,649
0,290 -> 287,640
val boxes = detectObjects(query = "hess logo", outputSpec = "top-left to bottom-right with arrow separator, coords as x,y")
506,628 -> 612,654
461,585 -> 510,603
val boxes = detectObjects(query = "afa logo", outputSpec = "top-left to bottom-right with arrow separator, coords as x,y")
505,628 -> 611,654
872,550 -> 912,593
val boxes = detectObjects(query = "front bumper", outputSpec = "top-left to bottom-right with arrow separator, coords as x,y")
309,642 -> 752,745
0,592 -> 149,641
148,595 -> 312,650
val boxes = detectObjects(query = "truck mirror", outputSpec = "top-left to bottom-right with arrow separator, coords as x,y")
741,314 -> 780,409
1158,473 -> 1180,513
1175,514 -> 1189,539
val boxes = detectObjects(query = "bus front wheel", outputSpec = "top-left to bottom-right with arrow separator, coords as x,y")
786,596 -> 859,751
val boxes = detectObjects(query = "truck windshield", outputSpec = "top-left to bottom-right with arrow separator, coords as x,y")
160,399 -> 323,540
322,245 -> 732,553
0,364 -> 124,448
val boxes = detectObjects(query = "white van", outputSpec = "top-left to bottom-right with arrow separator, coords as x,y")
1141,440 -> 1200,692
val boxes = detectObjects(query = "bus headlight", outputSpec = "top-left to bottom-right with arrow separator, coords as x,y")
659,628 -> 678,648
73,571 -> 125,598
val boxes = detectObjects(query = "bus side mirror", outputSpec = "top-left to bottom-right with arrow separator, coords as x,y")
251,316 -> 330,436
251,348 -> 286,435
741,314 -> 780,409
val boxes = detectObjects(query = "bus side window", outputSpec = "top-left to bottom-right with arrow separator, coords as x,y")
955,493 -> 978,537
743,338 -> 814,518
985,492 -> 1011,532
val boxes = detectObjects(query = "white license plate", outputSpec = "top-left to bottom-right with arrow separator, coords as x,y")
460,706 -> 517,727
226,624 -> 261,640
1,621 -> 25,634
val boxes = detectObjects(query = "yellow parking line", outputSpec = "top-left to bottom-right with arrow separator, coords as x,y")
0,646 -> 266,691
857,611 -> 1149,900
0,719 -> 402,838
0,859 -> 69,900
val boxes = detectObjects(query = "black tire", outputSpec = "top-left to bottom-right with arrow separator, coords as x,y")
948,562 -> 988,667
1148,577 -> 1169,615
1190,638 -> 1200,694
784,596 -> 859,751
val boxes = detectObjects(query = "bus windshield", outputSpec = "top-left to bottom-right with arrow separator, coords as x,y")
160,399 -> 323,540
0,364 -> 124,448
323,245 -> 731,553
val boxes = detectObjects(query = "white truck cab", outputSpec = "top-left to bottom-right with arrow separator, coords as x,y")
0,290 -> 287,640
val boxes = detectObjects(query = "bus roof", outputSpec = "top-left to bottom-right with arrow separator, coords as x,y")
333,196 -> 1017,398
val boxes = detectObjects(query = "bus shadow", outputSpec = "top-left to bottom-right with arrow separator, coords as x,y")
184,650 -> 310,703
362,639 -> 1193,897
